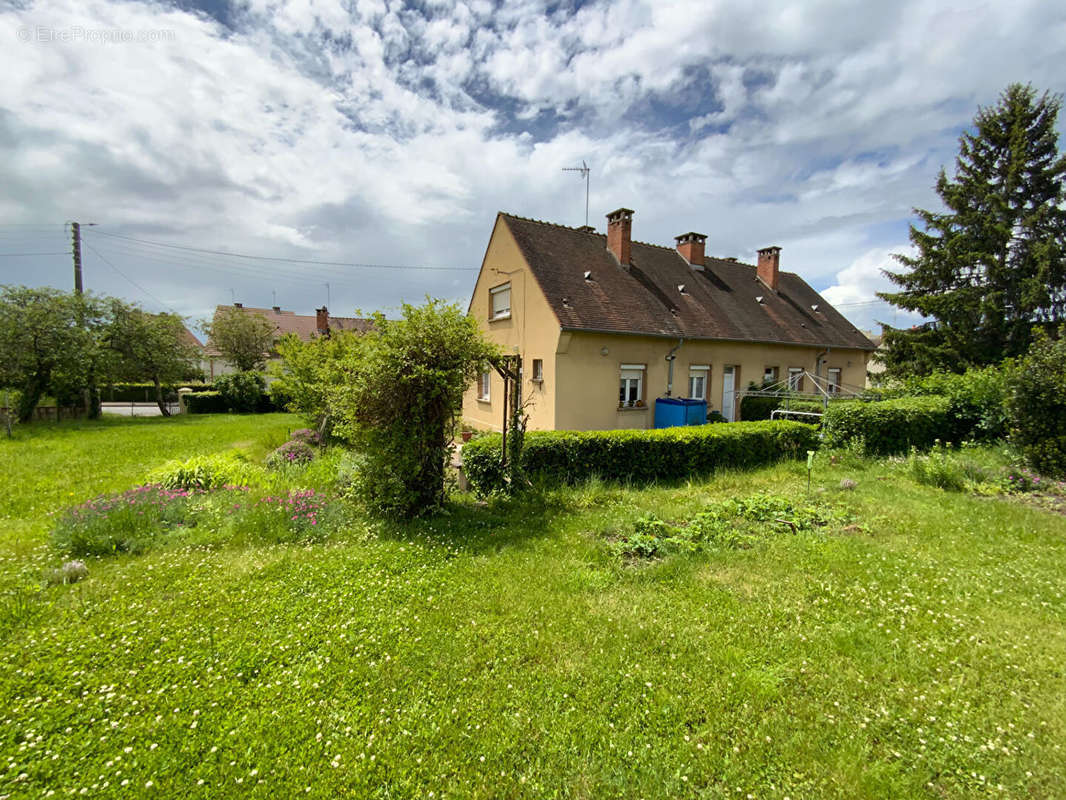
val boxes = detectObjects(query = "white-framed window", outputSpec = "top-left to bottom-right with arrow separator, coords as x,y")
788,367 -> 803,392
688,364 -> 709,400
489,283 -> 511,320
619,364 -> 644,408
827,367 -> 841,394
478,370 -> 491,401
763,366 -> 779,385
531,358 -> 544,382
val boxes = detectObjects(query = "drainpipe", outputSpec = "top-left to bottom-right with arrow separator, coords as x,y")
815,346 -> 830,408
665,338 -> 684,397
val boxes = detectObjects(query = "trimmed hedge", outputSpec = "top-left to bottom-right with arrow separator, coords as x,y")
183,391 -> 229,414
463,420 -> 818,495
102,382 -> 210,403
821,395 -> 952,454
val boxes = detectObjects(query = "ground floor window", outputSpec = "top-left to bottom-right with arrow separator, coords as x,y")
827,367 -> 841,394
478,370 -> 491,401
763,365 -> 779,385
619,364 -> 644,407
688,364 -> 709,400
788,367 -> 803,392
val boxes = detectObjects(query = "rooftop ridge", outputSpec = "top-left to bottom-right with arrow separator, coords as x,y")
500,212 -> 601,234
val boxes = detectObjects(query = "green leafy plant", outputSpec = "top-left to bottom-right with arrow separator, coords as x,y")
213,372 -> 267,413
907,443 -> 967,491
148,452 -> 266,490
1006,328 -> 1066,477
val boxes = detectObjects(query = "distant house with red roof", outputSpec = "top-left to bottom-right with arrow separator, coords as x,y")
204,304 -> 373,378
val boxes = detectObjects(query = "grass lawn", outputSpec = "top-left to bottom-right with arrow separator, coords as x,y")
2,415 -> 1066,798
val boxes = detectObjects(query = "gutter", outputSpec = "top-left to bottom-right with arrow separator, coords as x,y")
558,326 -> 876,352
665,338 -> 684,396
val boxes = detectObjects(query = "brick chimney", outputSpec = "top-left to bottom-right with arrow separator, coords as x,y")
675,232 -> 706,269
757,246 -> 781,292
606,208 -> 634,266
316,306 -> 329,335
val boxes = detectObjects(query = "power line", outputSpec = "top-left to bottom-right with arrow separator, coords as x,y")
85,237 -> 377,292
89,230 -> 478,272
83,242 -> 176,313
0,251 -> 68,257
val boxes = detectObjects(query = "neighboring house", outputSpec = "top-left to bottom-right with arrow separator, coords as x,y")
861,330 -> 886,386
203,304 -> 373,378
463,208 -> 875,432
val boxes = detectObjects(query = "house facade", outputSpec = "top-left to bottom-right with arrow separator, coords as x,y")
462,208 -> 874,432
204,304 -> 373,378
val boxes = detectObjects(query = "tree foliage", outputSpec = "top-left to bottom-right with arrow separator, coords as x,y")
105,301 -> 201,415
270,331 -> 362,436
880,84 -> 1066,376
1006,328 -> 1066,477
0,286 -> 101,421
281,299 -> 497,518
203,306 -> 275,372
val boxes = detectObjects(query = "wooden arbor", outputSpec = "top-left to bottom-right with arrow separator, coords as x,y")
490,354 -> 522,465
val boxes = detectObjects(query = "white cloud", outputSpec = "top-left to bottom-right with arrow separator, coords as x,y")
0,0 -> 1063,329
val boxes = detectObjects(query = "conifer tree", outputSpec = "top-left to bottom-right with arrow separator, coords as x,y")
879,84 -> 1066,376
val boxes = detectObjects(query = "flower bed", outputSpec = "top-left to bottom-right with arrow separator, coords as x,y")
52,484 -> 343,557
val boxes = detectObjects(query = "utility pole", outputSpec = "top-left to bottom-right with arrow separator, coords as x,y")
71,222 -> 83,294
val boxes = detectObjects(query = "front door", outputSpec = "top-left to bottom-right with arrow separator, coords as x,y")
722,366 -> 735,422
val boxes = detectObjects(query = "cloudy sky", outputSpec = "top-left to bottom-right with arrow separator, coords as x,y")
1,0 -> 1064,337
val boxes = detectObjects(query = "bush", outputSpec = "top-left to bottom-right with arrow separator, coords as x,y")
184,391 -> 229,414
214,372 -> 266,413
739,395 -> 779,421
821,396 -> 952,455
463,420 -> 818,495
266,440 -> 315,469
290,428 -> 322,447
147,452 -> 266,490
1007,330 -> 1066,477
884,365 -> 1010,442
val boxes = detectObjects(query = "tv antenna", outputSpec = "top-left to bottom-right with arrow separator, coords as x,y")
562,161 -> 591,228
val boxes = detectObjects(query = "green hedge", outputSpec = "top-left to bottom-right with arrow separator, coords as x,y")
880,366 -> 1009,442
463,420 -> 818,495
821,395 -> 952,454
183,391 -> 229,414
102,382 -> 211,403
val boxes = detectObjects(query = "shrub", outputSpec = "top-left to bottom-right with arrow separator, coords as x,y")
184,391 -> 228,414
463,420 -> 817,495
885,365 -> 1010,442
289,428 -> 322,447
821,396 -> 952,455
1006,330 -> 1066,477
148,452 -> 266,490
266,440 -> 315,469
214,372 -> 266,413
739,395 -> 779,421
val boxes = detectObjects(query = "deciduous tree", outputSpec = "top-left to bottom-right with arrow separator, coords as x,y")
203,306 -> 275,372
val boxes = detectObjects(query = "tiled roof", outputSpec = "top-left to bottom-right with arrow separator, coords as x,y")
204,306 -> 373,357
501,214 -> 875,351
179,326 -> 204,351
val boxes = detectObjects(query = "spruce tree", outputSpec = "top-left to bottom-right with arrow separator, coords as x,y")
879,84 -> 1066,376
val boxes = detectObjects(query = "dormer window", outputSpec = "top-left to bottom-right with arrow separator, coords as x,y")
490,282 -> 511,320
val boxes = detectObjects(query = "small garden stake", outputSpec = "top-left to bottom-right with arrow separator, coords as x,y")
806,450 -> 815,496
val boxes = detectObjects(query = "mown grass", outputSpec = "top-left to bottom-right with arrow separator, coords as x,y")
2,416 -> 1066,798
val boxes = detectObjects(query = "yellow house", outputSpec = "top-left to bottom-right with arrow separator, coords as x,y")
463,208 -> 875,432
